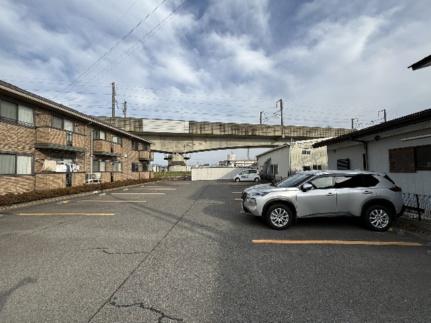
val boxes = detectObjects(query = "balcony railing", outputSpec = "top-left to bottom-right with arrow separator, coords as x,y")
138,151 -> 154,161
35,127 -> 85,152
93,140 -> 121,157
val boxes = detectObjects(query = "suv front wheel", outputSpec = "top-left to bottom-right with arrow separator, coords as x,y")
265,204 -> 293,230
363,204 -> 393,232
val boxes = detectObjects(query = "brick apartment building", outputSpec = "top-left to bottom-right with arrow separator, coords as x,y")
0,80 -> 153,195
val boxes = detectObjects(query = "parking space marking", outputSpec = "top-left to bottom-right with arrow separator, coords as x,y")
78,200 -> 147,203
111,192 -> 165,195
142,188 -> 177,191
251,240 -> 423,247
17,212 -> 114,216
232,192 -> 242,194
234,198 -> 242,201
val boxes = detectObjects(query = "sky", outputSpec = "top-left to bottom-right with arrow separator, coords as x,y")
1,0 -> 430,164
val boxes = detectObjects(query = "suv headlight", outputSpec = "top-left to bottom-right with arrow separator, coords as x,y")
251,191 -> 270,197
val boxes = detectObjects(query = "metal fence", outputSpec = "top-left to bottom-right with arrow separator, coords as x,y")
402,192 -> 431,221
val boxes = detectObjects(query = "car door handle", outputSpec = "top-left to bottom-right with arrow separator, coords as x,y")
326,193 -> 335,196
362,191 -> 373,194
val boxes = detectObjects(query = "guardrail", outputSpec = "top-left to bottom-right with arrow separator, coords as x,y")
402,193 -> 431,221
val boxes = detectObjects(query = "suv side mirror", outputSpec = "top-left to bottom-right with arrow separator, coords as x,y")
301,183 -> 313,192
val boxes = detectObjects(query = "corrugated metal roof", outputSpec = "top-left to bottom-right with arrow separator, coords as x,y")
313,108 -> 431,148
0,80 -> 151,144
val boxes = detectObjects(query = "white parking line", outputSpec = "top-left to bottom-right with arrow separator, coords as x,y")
232,192 -> 242,194
17,212 -> 114,216
79,200 -> 147,203
234,198 -> 242,201
111,192 -> 166,195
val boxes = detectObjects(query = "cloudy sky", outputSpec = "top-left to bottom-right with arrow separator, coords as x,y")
1,0 -> 430,164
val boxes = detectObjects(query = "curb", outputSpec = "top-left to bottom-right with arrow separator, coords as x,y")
0,180 -> 161,213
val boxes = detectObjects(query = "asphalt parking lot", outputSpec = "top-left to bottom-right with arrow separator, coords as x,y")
0,180 -> 430,322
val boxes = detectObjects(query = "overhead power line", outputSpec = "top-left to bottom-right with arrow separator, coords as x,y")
80,0 -> 188,85
64,0 -> 169,91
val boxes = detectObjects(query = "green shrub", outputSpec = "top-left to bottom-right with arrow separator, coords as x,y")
0,178 -> 157,207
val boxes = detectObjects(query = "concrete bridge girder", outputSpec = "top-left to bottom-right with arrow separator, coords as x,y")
140,134 -> 296,153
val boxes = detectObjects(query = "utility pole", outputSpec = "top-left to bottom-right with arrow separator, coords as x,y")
123,101 -> 127,118
111,82 -> 116,118
276,99 -> 284,138
379,109 -> 387,122
351,118 -> 359,129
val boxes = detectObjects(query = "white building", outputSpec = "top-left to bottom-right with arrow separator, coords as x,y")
256,139 -> 329,180
313,109 -> 431,195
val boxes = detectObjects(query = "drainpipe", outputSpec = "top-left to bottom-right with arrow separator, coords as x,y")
90,127 -> 94,176
353,139 -> 368,170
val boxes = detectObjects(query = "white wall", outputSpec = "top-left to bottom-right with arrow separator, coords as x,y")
191,167 -> 243,181
327,143 -> 365,170
326,121 -> 431,195
257,139 -> 329,179
257,146 -> 290,179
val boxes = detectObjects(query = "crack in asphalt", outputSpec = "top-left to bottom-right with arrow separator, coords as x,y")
84,247 -> 149,255
88,184 -> 209,323
109,300 -> 183,322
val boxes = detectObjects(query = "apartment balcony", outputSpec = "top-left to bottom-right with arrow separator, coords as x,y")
35,127 -> 86,152
93,140 -> 121,157
138,151 -> 154,161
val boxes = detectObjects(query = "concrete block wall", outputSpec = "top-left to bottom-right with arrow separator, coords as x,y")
192,167 -> 242,181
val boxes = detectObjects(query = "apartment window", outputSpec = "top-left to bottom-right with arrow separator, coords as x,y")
132,141 -> 140,151
312,165 -> 322,170
0,154 -> 16,174
112,135 -> 122,145
0,100 -> 34,125
113,161 -> 122,172
271,164 -> 278,175
17,156 -> 32,174
93,160 -> 106,172
52,116 -> 63,129
302,149 -> 311,155
18,105 -> 34,125
94,130 -> 106,140
64,119 -> 74,132
0,154 -> 32,175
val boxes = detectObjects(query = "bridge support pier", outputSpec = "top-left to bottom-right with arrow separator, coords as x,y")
164,153 -> 190,171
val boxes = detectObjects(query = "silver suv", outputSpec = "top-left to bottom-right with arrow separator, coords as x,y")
242,170 -> 404,231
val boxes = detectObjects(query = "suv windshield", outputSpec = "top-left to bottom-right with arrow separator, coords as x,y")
276,173 -> 314,188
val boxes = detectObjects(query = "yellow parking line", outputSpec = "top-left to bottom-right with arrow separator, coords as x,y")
252,240 -> 423,247
17,212 -> 114,216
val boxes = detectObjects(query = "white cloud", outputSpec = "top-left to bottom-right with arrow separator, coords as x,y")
1,0 -> 431,164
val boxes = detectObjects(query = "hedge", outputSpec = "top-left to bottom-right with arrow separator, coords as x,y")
0,178 -> 157,207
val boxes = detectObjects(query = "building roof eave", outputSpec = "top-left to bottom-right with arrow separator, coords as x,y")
313,108 -> 431,148
0,80 -> 152,144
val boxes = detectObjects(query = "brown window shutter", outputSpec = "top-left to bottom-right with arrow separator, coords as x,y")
389,147 -> 415,173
